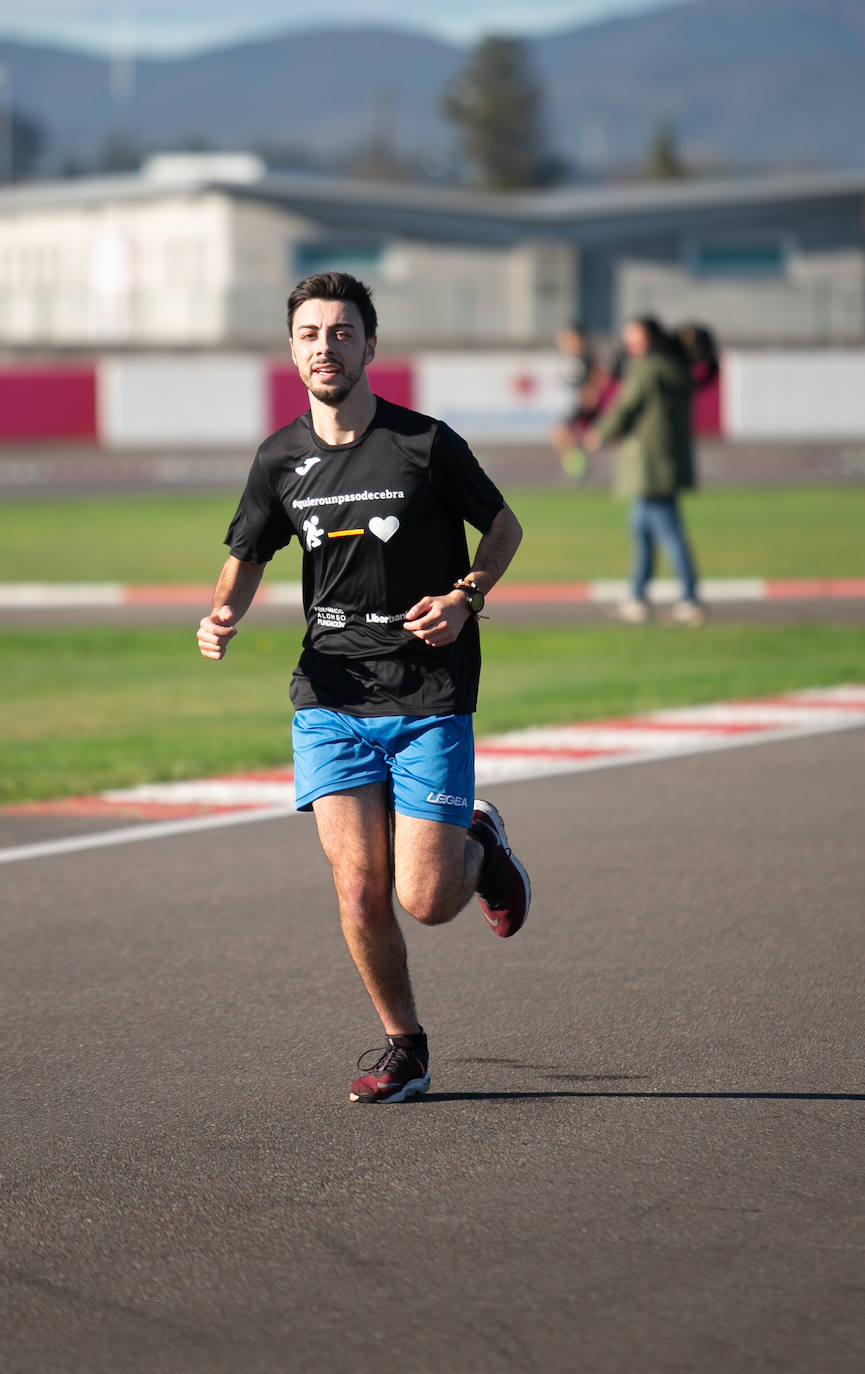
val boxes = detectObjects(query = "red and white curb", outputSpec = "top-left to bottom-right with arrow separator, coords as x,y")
473,686 -> 865,783
4,578 -> 865,609
4,688 -> 864,846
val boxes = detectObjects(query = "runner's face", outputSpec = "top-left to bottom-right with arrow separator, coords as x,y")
289,298 -> 375,404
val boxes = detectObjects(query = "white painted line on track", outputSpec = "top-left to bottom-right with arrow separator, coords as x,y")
0,805 -> 297,866
588,577 -> 767,604
4,582 -> 125,606
4,578 -> 865,608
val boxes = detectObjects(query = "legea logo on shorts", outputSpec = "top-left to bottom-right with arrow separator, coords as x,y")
426,791 -> 468,808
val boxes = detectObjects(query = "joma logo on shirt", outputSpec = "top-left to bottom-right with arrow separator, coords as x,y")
426,791 -> 468,808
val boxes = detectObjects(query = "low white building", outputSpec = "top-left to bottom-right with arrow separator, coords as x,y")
1,155 -> 865,350
0,155 -> 574,349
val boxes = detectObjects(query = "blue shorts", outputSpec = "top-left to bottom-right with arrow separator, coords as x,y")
292,709 -> 475,826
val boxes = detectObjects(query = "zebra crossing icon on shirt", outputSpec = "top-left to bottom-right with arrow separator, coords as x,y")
303,516 -> 323,550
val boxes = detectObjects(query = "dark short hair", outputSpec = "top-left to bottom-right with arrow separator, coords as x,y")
286,272 -> 378,340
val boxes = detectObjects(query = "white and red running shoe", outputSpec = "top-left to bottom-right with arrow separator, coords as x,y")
349,1033 -> 430,1103
469,799 -> 532,938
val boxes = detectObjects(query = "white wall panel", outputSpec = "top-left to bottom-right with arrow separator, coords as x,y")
725,350 -> 865,439
98,355 -> 267,448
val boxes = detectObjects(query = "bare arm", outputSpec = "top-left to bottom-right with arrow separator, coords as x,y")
403,503 -> 523,647
464,502 -> 523,595
196,555 -> 267,661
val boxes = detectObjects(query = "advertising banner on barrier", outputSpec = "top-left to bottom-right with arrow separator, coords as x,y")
415,352 -> 572,444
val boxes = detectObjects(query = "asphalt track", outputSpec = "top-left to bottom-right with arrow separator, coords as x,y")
2,725 -> 864,1373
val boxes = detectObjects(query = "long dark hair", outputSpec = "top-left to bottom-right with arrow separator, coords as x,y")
633,316 -> 668,352
633,316 -> 690,363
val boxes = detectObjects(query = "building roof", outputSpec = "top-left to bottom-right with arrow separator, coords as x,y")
2,158 -> 864,247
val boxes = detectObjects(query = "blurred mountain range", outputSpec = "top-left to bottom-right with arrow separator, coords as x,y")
2,0 -> 865,179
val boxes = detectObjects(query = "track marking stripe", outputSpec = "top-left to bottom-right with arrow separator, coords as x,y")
3,579 -> 865,608
0,806 -> 297,865
2,687 -> 864,866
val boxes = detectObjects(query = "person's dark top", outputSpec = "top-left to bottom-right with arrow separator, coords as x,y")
225,397 -> 505,718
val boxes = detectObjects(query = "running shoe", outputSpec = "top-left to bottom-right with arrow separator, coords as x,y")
560,445 -> 588,479
469,799 -> 532,938
349,1032 -> 430,1103
616,598 -> 651,624
671,599 -> 706,627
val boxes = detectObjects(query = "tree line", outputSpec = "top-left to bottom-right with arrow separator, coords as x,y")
0,34 -> 688,187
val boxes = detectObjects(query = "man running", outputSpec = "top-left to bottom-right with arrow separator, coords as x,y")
197,271 -> 530,1103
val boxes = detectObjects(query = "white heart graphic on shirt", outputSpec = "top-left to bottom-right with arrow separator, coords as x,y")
369,516 -> 400,543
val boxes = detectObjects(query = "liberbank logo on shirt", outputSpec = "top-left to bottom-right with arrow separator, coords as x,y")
315,606 -> 406,628
365,610 -> 407,624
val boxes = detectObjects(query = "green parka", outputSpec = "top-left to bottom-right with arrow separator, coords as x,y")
596,350 -> 695,499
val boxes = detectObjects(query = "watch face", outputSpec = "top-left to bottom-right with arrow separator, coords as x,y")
456,581 -> 484,613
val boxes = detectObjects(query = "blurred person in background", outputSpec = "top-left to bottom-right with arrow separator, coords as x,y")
197,271 -> 530,1105
550,322 -> 609,479
584,316 -> 704,625
677,321 -> 720,394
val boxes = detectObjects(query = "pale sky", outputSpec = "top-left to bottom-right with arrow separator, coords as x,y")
0,0 -> 689,56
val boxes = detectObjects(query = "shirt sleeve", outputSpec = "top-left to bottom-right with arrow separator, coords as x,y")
224,451 -> 295,563
596,364 -> 648,443
428,423 -> 505,534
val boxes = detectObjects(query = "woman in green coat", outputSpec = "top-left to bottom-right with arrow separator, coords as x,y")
586,316 -> 703,625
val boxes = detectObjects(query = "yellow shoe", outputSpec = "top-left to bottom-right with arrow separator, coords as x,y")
560,446 -> 587,479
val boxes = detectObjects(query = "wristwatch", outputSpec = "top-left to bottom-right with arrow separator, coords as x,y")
454,579 -> 485,616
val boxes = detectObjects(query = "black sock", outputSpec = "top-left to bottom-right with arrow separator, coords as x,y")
468,821 -> 495,871
389,1026 -> 426,1050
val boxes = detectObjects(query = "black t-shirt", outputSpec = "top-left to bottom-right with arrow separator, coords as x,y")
225,397 -> 505,717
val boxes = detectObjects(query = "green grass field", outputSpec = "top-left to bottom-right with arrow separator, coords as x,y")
3,485 -> 865,582
1,484 -> 862,805
2,622 -> 863,805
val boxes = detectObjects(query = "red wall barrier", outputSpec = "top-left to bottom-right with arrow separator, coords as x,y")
267,359 -> 414,432
692,373 -> 721,437
0,367 -> 98,441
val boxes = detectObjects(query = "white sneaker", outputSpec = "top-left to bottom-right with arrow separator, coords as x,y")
671,600 -> 706,627
617,598 -> 650,624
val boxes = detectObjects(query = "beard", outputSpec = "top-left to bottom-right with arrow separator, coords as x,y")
304,357 -> 366,405
308,376 -> 355,404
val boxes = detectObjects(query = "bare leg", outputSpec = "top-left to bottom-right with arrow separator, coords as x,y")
393,813 -> 485,926
312,784 -> 420,1036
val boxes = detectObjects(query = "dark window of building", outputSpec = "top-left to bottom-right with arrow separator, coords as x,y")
293,241 -> 384,277
690,241 -> 786,277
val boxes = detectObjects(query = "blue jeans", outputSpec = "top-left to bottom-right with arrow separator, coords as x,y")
628,497 -> 698,602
